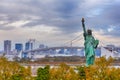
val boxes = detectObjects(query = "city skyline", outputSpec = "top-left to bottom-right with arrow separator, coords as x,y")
0,39 -> 119,52
2,39 -> 47,51
0,0 -> 120,50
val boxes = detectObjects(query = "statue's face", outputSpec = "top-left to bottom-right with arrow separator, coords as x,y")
87,29 -> 92,35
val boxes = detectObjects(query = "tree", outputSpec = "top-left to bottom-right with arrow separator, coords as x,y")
76,66 -> 86,79
36,65 -> 50,80
0,57 -> 32,80
84,57 -> 120,80
50,63 -> 79,80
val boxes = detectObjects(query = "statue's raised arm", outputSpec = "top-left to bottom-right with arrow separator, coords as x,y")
81,18 -> 87,35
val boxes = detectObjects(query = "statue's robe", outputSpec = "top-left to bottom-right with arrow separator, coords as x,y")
84,33 -> 96,66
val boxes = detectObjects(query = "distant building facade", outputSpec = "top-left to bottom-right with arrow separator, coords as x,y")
15,43 -> 23,52
39,44 -> 45,49
25,41 -> 33,50
4,40 -> 11,54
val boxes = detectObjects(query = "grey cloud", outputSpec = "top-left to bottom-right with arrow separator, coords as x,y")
0,0 -> 120,37
0,0 -> 83,33
0,26 -> 15,30
20,0 -> 83,33
87,2 -> 120,37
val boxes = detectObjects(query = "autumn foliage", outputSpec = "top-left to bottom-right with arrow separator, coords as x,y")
36,57 -> 120,80
0,57 -> 32,80
0,57 -> 120,80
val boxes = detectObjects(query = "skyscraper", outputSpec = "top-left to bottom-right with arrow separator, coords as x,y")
25,41 -> 33,50
4,40 -> 11,54
15,43 -> 23,52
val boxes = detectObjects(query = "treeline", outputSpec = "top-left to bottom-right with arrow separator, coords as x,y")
0,57 -> 120,80
36,57 -> 120,80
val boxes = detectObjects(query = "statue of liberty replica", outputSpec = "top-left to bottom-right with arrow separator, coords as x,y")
81,18 -> 99,66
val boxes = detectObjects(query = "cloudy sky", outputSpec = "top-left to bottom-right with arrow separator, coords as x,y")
0,0 -> 120,50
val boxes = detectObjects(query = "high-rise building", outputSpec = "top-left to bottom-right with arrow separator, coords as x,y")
4,40 -> 11,54
39,44 -> 45,49
25,41 -> 33,50
15,43 -> 23,52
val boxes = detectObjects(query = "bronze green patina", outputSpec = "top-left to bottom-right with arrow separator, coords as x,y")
81,18 -> 99,66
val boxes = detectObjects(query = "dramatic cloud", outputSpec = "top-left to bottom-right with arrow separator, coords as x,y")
0,0 -> 120,50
